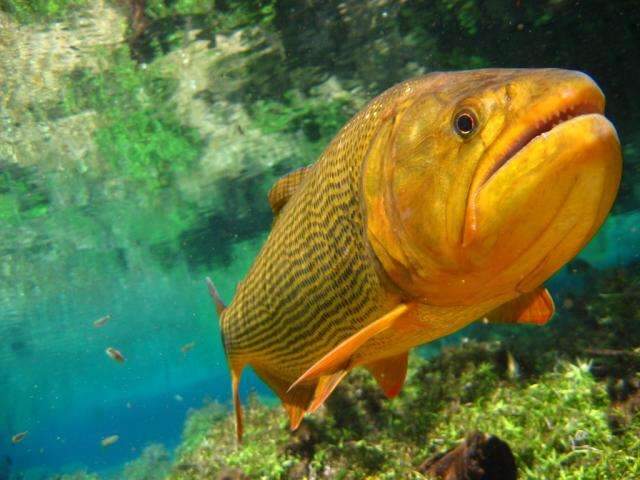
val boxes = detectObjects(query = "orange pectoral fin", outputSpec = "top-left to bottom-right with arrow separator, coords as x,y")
365,351 -> 409,399
485,287 -> 555,325
288,303 -> 415,392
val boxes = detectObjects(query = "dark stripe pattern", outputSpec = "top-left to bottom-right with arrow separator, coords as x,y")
221,80 -> 420,382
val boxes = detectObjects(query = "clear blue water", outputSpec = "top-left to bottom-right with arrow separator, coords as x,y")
0,2 -> 639,479
0,250 -> 277,476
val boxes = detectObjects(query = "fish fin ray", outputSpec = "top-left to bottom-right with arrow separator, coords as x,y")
308,370 -> 349,413
267,166 -> 312,216
205,277 -> 226,316
288,303 -> 413,391
485,287 -> 555,325
365,351 -> 409,398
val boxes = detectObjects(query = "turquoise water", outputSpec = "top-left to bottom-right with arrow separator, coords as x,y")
0,2 -> 639,479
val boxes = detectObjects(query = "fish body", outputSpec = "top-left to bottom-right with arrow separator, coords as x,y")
180,341 -> 196,354
215,69 -> 622,440
101,434 -> 119,447
93,314 -> 111,328
106,347 -> 125,363
11,431 -> 27,444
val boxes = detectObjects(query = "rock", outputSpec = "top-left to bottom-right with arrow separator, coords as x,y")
419,432 -> 517,480
0,0 -> 126,122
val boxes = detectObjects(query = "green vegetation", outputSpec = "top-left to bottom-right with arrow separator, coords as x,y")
251,90 -> 355,143
59,47 -> 203,193
166,350 -> 640,479
0,0 -> 88,23
122,443 -> 172,480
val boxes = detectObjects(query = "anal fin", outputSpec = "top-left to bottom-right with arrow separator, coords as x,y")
485,286 -> 555,325
365,351 -> 409,399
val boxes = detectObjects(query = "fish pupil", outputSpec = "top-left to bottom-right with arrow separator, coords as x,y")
455,112 -> 475,136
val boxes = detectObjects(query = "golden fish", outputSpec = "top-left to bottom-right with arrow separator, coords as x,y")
208,69 -> 622,441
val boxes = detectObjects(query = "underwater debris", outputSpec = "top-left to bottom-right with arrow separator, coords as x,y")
101,435 -> 119,447
10,431 -> 27,444
505,351 -> 520,380
105,347 -> 125,363
93,314 -> 111,328
418,432 -> 517,480
180,341 -> 196,354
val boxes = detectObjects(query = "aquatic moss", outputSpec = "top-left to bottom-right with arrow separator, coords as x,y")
170,396 -> 296,479
175,401 -> 228,459
165,332 -> 640,478
251,90 -> 354,142
122,443 -> 172,480
0,0 -> 88,23
59,47 -> 203,193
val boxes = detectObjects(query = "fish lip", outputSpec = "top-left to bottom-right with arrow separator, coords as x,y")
480,101 -> 603,189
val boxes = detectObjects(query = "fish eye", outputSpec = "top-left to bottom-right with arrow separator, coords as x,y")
453,109 -> 478,138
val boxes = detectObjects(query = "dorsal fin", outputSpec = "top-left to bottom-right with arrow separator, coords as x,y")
205,277 -> 226,316
267,166 -> 311,216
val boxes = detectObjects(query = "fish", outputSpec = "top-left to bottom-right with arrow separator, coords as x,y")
93,314 -> 111,328
105,347 -> 125,363
208,69 -> 622,441
180,341 -> 196,354
11,431 -> 27,444
100,434 -> 119,447
174,394 -> 184,402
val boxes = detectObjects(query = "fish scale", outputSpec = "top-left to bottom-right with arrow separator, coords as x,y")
217,82 -> 416,438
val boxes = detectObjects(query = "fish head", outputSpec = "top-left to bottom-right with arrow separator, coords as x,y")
363,69 -> 622,306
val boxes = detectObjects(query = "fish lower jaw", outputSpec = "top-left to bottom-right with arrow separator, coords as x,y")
482,109 -> 605,189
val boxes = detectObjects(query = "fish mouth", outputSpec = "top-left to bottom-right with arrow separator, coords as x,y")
480,101 -> 604,188
462,78 -> 606,247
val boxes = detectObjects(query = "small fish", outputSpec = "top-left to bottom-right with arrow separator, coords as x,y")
174,394 -> 184,402
105,347 -> 125,363
11,431 -> 27,444
211,69 -> 622,441
101,435 -> 119,447
180,341 -> 196,354
93,314 -> 111,328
